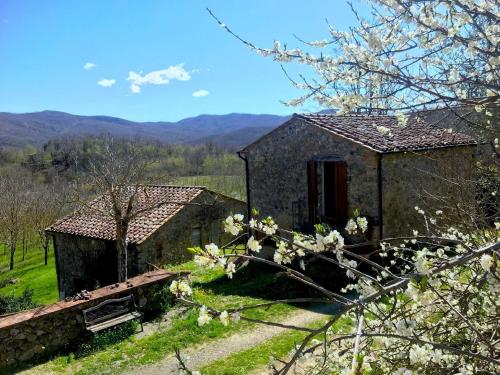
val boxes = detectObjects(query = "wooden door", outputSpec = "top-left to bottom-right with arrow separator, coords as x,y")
334,162 -> 348,225
323,161 -> 348,226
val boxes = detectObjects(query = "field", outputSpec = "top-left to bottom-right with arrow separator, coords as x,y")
172,175 -> 245,201
0,244 -> 58,305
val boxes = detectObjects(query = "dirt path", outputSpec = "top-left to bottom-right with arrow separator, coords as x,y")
123,304 -> 338,375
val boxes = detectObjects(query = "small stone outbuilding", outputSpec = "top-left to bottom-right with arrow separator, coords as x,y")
238,113 -> 476,242
47,185 -> 244,299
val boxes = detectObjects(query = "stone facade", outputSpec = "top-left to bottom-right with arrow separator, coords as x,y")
381,146 -> 475,237
0,270 -> 187,369
242,116 -> 475,241
51,190 -> 244,299
136,192 -> 246,270
52,234 -> 118,298
243,118 -> 381,237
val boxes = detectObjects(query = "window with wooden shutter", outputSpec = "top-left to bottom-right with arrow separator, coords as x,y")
322,161 -> 348,226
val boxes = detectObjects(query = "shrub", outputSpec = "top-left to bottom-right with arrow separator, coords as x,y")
0,289 -> 38,314
140,285 -> 174,319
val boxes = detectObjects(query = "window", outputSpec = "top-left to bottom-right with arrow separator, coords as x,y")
210,221 -> 220,244
155,242 -> 163,260
191,226 -> 202,248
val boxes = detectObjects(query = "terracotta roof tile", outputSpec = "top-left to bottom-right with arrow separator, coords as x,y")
295,113 -> 476,153
47,185 -> 205,244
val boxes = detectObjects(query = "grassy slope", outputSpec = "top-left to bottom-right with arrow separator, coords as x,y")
23,262 -> 299,375
0,245 -> 58,305
172,175 -> 245,201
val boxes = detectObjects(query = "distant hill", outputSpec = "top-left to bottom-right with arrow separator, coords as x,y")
0,110 -> 291,149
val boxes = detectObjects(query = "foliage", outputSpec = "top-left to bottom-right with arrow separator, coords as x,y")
16,136 -> 244,187
141,285 -> 175,319
0,289 -> 38,314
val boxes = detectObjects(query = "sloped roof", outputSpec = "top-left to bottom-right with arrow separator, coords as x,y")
242,113 -> 476,153
47,185 -> 205,245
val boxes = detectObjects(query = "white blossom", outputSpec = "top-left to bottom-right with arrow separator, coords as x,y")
247,236 -> 262,253
409,345 -> 430,365
345,219 -> 358,235
480,254 -> 493,272
356,217 -> 368,233
219,310 -> 229,326
197,305 -> 212,326
225,262 -> 236,279
224,217 -> 239,235
169,280 -> 192,297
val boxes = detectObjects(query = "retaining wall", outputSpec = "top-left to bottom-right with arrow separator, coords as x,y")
0,270 -> 188,368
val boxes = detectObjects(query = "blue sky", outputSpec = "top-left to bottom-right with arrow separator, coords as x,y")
0,1 -> 360,122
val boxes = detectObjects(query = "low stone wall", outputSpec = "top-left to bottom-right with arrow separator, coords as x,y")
0,270 -> 188,368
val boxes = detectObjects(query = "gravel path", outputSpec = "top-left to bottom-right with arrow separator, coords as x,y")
123,304 -> 338,375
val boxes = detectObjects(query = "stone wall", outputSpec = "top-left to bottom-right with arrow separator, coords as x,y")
381,146 -> 476,237
52,234 -> 117,299
137,191 -> 245,268
244,118 -> 380,236
0,270 -> 187,369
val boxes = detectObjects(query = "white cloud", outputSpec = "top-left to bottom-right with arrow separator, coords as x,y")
130,84 -> 141,93
126,64 -> 191,93
192,89 -> 210,98
83,62 -> 96,70
97,79 -> 116,87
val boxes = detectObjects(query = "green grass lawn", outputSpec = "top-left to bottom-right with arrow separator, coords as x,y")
20,261 -> 302,375
201,326 -> 311,375
0,244 -> 58,305
171,175 -> 245,201
201,316 -> 351,375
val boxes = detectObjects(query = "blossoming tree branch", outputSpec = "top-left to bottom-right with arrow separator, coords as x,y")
170,211 -> 499,374
210,0 -> 499,119
167,1 -> 498,374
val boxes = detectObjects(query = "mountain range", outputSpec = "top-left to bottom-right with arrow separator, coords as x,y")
0,110 -> 292,149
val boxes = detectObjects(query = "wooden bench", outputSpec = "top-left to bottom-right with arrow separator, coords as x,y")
82,295 -> 143,333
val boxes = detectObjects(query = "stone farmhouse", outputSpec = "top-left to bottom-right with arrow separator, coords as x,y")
238,113 -> 476,242
47,185 -> 244,299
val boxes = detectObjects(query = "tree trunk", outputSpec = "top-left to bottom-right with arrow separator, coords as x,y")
9,240 -> 15,270
116,220 -> 129,282
44,236 -> 50,266
22,237 -> 26,261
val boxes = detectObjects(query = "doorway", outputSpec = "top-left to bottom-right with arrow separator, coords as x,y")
307,160 -> 348,227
